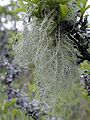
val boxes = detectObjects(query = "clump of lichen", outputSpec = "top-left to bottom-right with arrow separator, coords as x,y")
12,0 -> 89,119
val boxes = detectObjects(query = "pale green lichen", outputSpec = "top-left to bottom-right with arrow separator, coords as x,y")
12,1 -> 84,119
12,16 -> 79,118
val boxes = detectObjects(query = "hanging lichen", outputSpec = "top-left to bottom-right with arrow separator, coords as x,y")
12,0 -> 90,119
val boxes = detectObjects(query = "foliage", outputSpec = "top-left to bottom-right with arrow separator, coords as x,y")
80,60 -> 90,71
77,0 -> 90,18
14,0 -> 90,25
14,0 -> 71,20
13,0 -> 72,33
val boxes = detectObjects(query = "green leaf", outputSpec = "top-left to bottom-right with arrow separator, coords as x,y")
80,60 -> 90,70
59,0 -> 71,4
47,0 -> 56,6
18,0 -> 24,7
59,4 -> 69,19
76,0 -> 89,18
31,0 -> 40,4
83,5 -> 90,14
13,7 -> 26,13
23,0 -> 30,1
77,0 -> 88,8
2,98 -> 17,112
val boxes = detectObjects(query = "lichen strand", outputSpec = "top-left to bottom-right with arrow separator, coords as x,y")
13,16 -> 79,118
